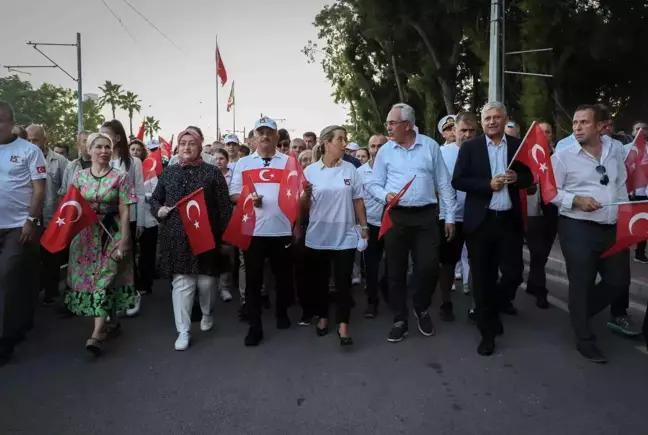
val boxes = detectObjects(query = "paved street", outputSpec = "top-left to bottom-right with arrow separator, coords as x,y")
0,280 -> 646,435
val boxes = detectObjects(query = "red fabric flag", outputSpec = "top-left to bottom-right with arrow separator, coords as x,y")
222,177 -> 256,250
142,149 -> 163,182
378,176 -> 416,239
216,47 -> 227,86
245,167 -> 283,184
514,121 -> 558,204
136,121 -> 146,141
41,185 -> 99,253
278,153 -> 307,225
158,135 -> 173,160
602,202 -> 648,258
176,188 -> 216,255
624,130 -> 648,193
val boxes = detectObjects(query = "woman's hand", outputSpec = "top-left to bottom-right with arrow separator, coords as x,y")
157,206 -> 173,219
112,238 -> 130,261
361,227 -> 368,240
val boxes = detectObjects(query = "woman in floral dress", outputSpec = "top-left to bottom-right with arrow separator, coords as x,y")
64,132 -> 138,356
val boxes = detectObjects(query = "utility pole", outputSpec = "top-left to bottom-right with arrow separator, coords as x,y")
488,0 -> 503,102
4,33 -> 84,132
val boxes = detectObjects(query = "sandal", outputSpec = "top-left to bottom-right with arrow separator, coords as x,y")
85,337 -> 104,356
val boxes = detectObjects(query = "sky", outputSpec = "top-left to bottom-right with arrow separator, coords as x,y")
1,0 -> 348,143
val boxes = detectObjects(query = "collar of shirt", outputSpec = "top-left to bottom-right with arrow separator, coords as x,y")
389,134 -> 423,151
486,134 -> 508,148
251,151 -> 282,160
567,135 -> 612,161
318,158 -> 344,169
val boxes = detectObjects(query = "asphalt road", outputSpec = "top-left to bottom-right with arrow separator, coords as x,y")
0,281 -> 646,435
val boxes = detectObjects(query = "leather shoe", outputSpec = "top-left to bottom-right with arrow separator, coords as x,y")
244,327 -> 264,347
499,301 -> 517,315
536,294 -> 549,309
477,336 -> 496,356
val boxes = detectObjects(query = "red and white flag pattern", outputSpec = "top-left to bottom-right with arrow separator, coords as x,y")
216,47 -> 228,86
624,130 -> 647,193
136,121 -> 146,141
513,121 -> 558,204
278,153 -> 307,225
142,149 -> 163,182
222,177 -> 256,250
379,176 -> 416,239
602,202 -> 648,258
41,185 -> 99,253
176,188 -> 216,255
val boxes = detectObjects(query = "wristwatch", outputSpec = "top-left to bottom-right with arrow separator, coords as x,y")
27,216 -> 41,226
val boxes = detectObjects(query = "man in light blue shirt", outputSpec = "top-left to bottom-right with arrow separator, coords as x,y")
368,103 -> 457,343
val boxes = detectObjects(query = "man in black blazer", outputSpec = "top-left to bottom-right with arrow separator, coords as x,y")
452,101 -> 533,356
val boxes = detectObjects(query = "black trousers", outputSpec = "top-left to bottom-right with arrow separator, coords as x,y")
294,230 -> 312,316
40,244 -> 64,300
307,247 -> 356,324
364,224 -> 388,306
466,211 -> 524,336
243,236 -> 293,329
634,195 -> 647,256
384,205 -> 439,323
136,226 -> 158,293
525,213 -> 558,296
558,217 -> 630,344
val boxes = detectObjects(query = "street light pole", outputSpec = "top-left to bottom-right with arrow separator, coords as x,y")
488,0 -> 503,102
76,33 -> 83,133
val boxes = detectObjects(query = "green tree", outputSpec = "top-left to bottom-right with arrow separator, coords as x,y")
121,91 -> 142,136
143,116 -> 160,140
98,80 -> 124,119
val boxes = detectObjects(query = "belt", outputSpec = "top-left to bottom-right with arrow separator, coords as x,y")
391,204 -> 436,212
559,216 -> 616,229
486,209 -> 513,217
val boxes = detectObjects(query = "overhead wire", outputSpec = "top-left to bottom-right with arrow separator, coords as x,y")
99,0 -> 136,41
120,0 -> 185,54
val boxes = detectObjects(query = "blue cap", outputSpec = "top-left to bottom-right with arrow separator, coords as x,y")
254,117 -> 277,131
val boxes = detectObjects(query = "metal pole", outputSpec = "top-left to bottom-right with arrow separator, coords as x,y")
215,35 -> 220,141
233,99 -> 236,136
76,33 -> 83,133
488,0 -> 503,102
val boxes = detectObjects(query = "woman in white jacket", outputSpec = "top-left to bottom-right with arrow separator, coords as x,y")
100,120 -> 146,316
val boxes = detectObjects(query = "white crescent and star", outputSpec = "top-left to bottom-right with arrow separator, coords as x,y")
243,193 -> 255,208
286,170 -> 298,181
531,144 -> 548,172
629,212 -> 648,235
259,169 -> 272,182
186,200 -> 201,229
60,201 -> 83,223
148,159 -> 157,173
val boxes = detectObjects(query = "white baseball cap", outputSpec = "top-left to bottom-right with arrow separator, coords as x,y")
146,139 -> 159,150
346,142 -> 360,151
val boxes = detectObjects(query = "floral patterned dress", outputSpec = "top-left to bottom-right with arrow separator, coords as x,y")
64,168 -> 138,317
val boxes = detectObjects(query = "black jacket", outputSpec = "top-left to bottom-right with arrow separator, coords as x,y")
452,134 -> 533,234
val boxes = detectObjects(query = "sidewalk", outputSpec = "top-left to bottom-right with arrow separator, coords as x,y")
523,241 -> 648,306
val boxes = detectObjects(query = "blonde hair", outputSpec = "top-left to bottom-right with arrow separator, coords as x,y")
86,132 -> 113,150
317,125 -> 347,158
311,144 -> 323,162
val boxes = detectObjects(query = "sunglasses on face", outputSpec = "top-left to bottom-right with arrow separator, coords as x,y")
596,165 -> 609,186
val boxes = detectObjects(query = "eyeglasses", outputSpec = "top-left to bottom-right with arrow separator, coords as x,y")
596,165 -> 609,186
384,120 -> 407,129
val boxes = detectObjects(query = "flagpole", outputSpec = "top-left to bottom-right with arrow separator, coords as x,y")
233,91 -> 236,135
215,34 -> 220,141
507,120 -> 537,170
602,200 -> 648,207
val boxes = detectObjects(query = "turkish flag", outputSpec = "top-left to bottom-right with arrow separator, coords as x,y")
41,185 -> 99,253
624,130 -> 648,193
136,121 -> 146,141
158,135 -> 173,161
514,121 -> 558,204
278,153 -> 307,225
378,176 -> 416,239
176,188 -> 216,255
245,167 -> 283,184
216,47 -> 227,86
222,177 -> 256,250
142,149 -> 163,182
602,202 -> 648,258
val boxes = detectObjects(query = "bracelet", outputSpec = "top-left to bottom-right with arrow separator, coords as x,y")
360,225 -> 369,230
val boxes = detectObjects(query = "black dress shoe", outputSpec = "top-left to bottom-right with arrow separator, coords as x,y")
477,336 -> 496,356
577,343 -> 607,363
316,325 -> 329,337
536,294 -> 549,309
493,322 -> 504,336
337,328 -> 354,347
364,304 -> 377,319
439,302 -> 455,322
244,328 -> 264,347
499,302 -> 517,315
276,316 -> 291,330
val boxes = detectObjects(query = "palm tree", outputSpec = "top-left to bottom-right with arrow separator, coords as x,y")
121,91 -> 142,136
98,80 -> 124,119
144,116 -> 161,139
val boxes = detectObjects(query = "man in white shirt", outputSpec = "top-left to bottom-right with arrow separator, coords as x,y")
368,103 -> 457,343
556,105 -> 625,155
224,134 -> 241,169
438,115 -> 456,145
358,133 -> 388,319
551,104 -> 636,363
438,112 -> 477,322
229,117 -> 293,346
26,124 -> 68,307
0,101 -> 46,365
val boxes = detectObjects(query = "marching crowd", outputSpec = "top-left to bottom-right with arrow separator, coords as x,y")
0,97 -> 647,367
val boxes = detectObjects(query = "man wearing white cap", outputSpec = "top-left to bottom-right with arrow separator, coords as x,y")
224,134 -> 241,169
345,142 -> 360,158
229,117 -> 294,346
438,115 -> 457,145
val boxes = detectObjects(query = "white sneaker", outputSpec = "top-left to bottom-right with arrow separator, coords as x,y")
220,289 -> 233,302
174,332 -> 190,351
126,292 -> 141,317
200,315 -> 214,332
455,272 -> 462,280
352,277 -> 362,285
451,283 -> 456,291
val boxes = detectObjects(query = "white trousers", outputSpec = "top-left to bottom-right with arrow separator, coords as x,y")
171,274 -> 215,333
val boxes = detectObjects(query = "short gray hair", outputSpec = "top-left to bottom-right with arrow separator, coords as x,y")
481,101 -> 507,118
392,103 -> 416,126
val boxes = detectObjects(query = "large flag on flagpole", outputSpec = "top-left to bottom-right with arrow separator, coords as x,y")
136,121 -> 146,141
227,81 -> 235,112
216,46 -> 228,86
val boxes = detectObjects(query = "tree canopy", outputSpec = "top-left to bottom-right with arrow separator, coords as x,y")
306,0 -> 648,144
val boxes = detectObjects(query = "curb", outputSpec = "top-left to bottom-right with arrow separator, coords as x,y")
523,247 -> 648,307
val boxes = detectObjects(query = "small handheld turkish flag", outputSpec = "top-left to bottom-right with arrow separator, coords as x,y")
278,153 -> 307,225
176,188 -> 216,255
158,135 -> 173,161
378,176 -> 416,239
142,149 -> 163,182
246,167 -> 283,184
602,202 -> 648,258
624,130 -> 647,193
136,121 -> 146,141
222,177 -> 257,250
41,185 -> 99,253
513,121 -> 557,204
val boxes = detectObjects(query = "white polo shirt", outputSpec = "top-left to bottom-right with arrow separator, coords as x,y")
439,143 -> 465,222
229,151 -> 291,237
0,137 -> 47,229
357,162 -> 385,227
304,159 -> 363,250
